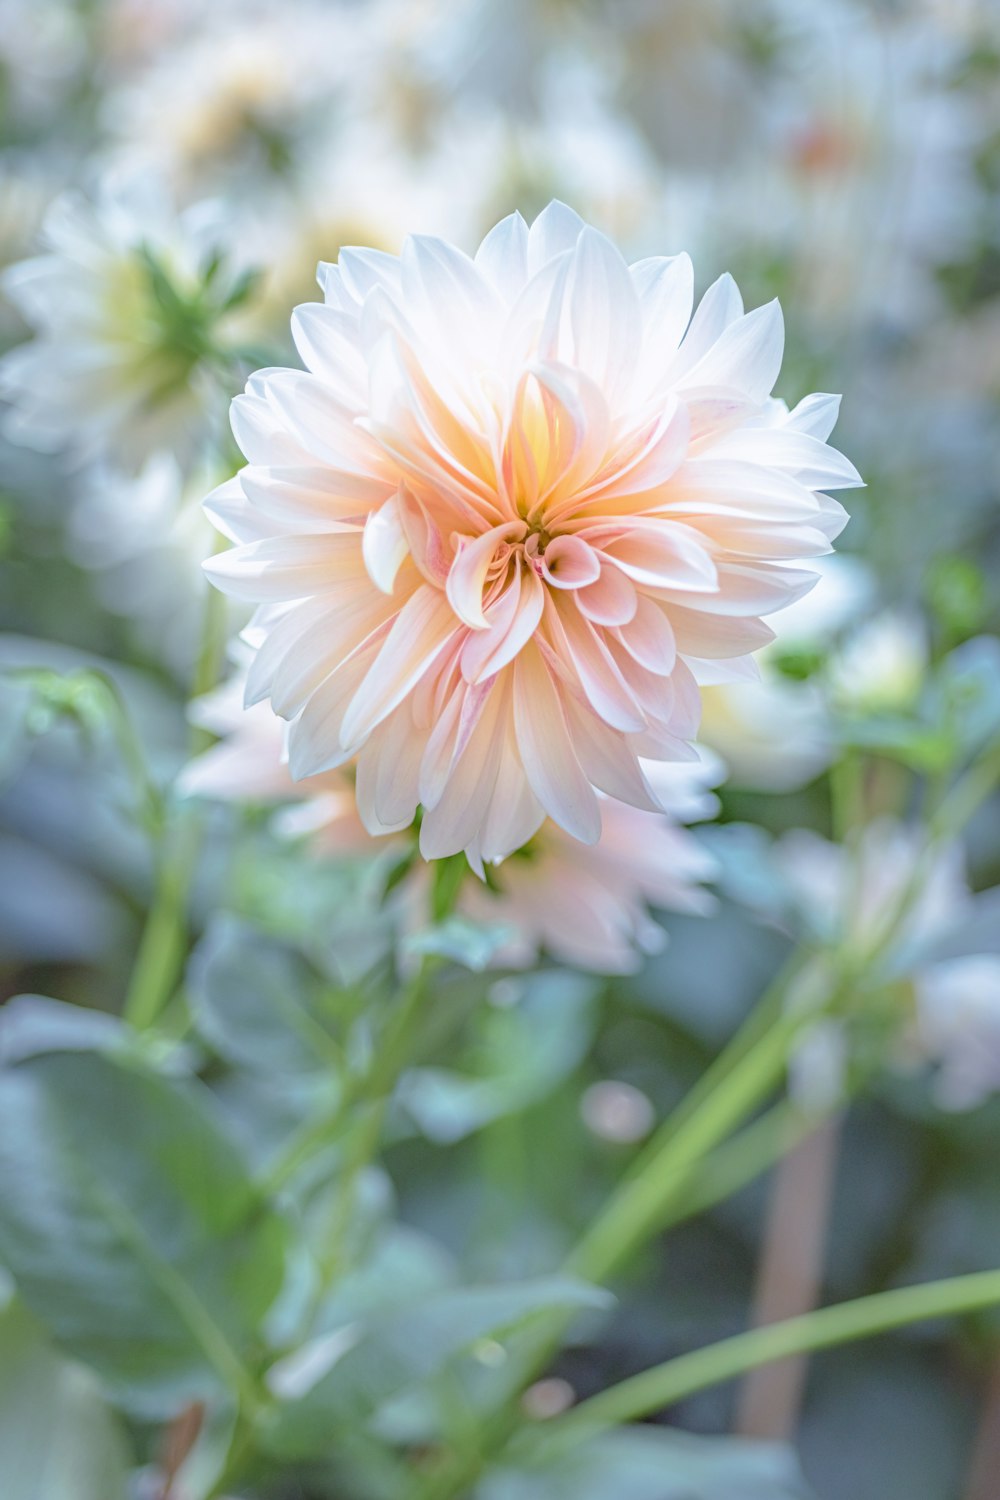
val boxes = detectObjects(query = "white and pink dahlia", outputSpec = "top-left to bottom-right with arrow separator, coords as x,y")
205,202 -> 861,862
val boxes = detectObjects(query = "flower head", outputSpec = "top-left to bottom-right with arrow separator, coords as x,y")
0,176 -> 252,472
206,202 -> 860,863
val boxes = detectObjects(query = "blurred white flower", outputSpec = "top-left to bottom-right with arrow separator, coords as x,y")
828,608 -> 928,715
0,176 -> 250,472
915,955 -> 1000,1110
774,818 -> 1000,1111
699,553 -> 874,790
102,4 -> 356,195
67,456 -> 226,674
774,818 -> 968,958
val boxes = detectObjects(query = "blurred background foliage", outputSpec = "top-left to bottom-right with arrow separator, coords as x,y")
0,2 -> 999,1498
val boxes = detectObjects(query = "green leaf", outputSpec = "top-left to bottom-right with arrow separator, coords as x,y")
398,972 -> 600,1143
263,1276 -> 612,1458
0,1295 -> 132,1499
405,915 -> 516,971
481,1427 -> 812,1500
0,996 -> 290,1417
187,914 -> 345,1075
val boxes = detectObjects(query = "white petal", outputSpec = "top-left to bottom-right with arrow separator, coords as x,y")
513,644 -> 601,844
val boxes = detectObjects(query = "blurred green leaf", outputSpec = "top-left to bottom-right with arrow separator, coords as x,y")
398,972 -> 600,1143
187,914 -> 345,1075
406,915 -> 515,972
0,1295 -> 132,1499
0,996 -> 290,1417
263,1276 -> 612,1458
481,1426 -> 813,1500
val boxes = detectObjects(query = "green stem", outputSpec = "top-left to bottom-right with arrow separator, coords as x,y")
123,813 -> 201,1030
542,1268 -> 1000,1445
123,570 -> 228,1031
567,1004 -> 805,1285
656,1100 -> 820,1233
318,956 -> 435,1284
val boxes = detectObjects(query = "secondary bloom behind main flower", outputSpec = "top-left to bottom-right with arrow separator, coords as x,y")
204,201 -> 861,862
182,670 -> 720,975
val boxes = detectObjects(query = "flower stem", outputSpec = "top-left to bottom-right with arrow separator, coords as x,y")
319,955 -> 435,1284
540,1268 -> 1000,1445
567,1001 -> 806,1285
123,812 -> 202,1030
122,573 -> 227,1031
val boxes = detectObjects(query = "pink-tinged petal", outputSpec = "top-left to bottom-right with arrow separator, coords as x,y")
203,531 -> 363,602
662,561 -> 818,618
592,521 -> 718,592
514,644 -> 601,843
363,492 -> 410,594
668,603 -> 776,658
526,200 -> 585,272
354,706 -> 422,834
576,563 -> 638,625
474,211 -> 530,304
461,562 -> 544,683
270,596 -> 395,720
475,722 -> 545,863
545,595 -> 646,733
676,299 -> 784,406
339,584 -> 459,747
417,678 -> 466,808
682,387 -> 759,447
287,634 -> 387,777
561,694 -> 664,811
395,486 -> 453,588
446,520 -> 524,629
245,594 -> 342,709
242,463 -> 392,525
418,680 -> 508,859
569,396 -> 690,511
527,360 -> 611,506
541,534 -> 601,590
614,596 -> 677,676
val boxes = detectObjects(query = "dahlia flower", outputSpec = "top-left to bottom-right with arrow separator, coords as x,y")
205,201 -> 860,862
183,673 -> 720,974
0,177 -> 249,472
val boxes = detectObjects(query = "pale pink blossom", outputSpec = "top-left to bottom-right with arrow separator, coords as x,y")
461,758 -> 719,973
204,202 -> 860,862
183,672 -> 720,974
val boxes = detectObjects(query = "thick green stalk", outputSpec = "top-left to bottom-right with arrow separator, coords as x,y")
542,1268 -> 1000,1445
568,1004 -> 806,1284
